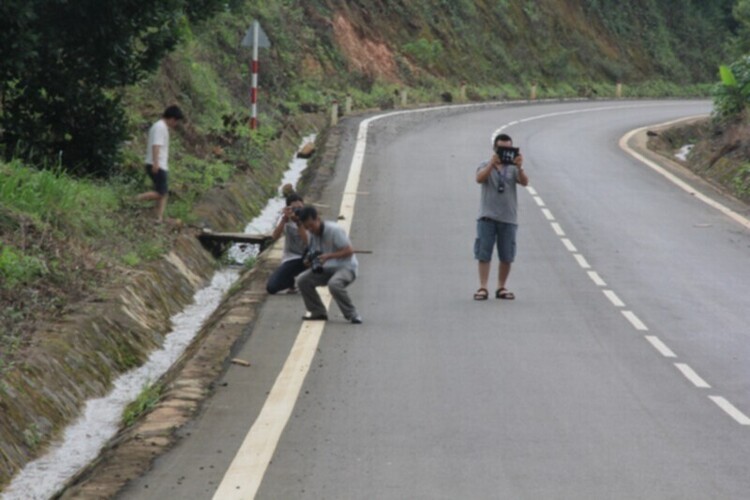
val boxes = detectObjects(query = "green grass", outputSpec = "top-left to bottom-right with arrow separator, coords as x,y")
0,245 -> 47,289
122,382 -> 163,427
0,159 -> 119,237
731,163 -> 750,199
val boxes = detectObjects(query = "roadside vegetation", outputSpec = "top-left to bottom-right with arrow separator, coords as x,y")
648,0 -> 750,203
0,0 -> 746,373
122,383 -> 164,427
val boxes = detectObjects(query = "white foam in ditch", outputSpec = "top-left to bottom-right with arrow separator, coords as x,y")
228,133 -> 316,264
1,269 -> 238,500
674,144 -> 693,161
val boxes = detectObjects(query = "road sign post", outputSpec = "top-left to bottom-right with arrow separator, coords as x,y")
241,21 -> 271,130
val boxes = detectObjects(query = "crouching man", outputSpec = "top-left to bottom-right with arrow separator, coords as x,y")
296,205 -> 362,324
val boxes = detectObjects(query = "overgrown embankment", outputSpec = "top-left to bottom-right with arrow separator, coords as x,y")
0,113 -> 325,489
649,118 -> 750,204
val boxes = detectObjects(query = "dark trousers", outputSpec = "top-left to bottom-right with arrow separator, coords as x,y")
296,268 -> 357,319
266,258 -> 307,294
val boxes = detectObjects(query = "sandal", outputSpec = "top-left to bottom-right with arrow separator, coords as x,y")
473,288 -> 489,301
496,288 -> 515,300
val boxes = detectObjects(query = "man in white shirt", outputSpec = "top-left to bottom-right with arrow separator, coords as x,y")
136,105 -> 184,223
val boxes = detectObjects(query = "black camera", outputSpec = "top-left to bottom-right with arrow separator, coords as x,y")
495,146 -> 519,164
306,250 -> 325,273
291,207 -> 303,219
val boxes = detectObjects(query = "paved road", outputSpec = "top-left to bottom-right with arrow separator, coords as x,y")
120,100 -> 750,499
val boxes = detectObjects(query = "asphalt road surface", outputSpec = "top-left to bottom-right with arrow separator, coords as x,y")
120,100 -> 750,500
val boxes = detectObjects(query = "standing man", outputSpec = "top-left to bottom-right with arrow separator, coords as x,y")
473,133 -> 529,301
266,193 -> 308,294
295,205 -> 362,324
136,105 -> 185,223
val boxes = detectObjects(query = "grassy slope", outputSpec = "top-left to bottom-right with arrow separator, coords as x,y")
652,118 -> 750,203
0,0 -> 738,370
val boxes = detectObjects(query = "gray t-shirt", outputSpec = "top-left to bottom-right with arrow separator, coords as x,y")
476,161 -> 519,225
281,220 -> 307,263
309,221 -> 358,275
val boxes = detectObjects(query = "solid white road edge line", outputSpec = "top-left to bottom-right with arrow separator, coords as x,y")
620,116 -> 750,232
212,109 -> 383,499
211,316 -> 330,499
213,99 -> 533,499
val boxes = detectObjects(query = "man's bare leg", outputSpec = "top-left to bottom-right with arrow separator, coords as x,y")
478,260 -> 491,290
498,261 -> 511,290
135,191 -> 160,202
155,193 -> 168,222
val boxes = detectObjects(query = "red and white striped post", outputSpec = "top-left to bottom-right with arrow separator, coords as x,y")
250,20 -> 260,129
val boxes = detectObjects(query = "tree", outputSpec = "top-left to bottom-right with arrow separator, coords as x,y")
0,0 -> 225,176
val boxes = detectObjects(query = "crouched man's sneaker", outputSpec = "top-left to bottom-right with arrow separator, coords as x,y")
349,314 -> 363,324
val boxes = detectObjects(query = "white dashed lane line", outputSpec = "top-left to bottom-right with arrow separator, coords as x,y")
621,310 -> 649,331
573,254 -> 591,269
675,363 -> 711,389
561,238 -> 577,252
603,290 -> 625,307
645,336 -> 677,358
587,271 -> 607,287
501,106 -> 750,429
710,397 -> 750,426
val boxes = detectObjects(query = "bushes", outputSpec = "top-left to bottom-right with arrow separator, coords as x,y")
0,246 -> 46,289
0,0 -> 227,177
713,58 -> 750,120
0,160 -> 119,237
402,38 -> 444,68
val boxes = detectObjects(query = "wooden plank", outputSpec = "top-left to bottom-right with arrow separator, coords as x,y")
197,231 -> 274,257
198,231 -> 272,245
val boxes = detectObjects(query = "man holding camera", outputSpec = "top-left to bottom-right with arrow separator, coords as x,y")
473,133 -> 529,301
266,193 -> 308,294
295,205 -> 362,324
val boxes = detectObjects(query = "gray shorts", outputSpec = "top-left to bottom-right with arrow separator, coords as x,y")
474,218 -> 517,262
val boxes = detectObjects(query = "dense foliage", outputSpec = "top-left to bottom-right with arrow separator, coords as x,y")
713,0 -> 750,119
0,0 -> 225,176
583,0 -> 736,82
0,0 -> 744,176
